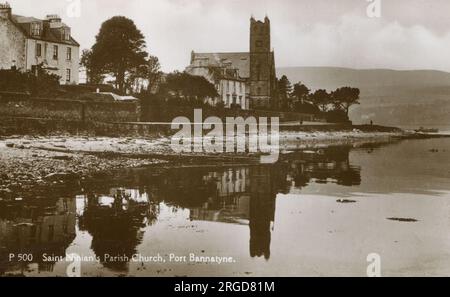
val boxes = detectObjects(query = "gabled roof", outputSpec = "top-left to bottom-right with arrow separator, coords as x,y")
11,14 -> 79,46
192,52 -> 250,78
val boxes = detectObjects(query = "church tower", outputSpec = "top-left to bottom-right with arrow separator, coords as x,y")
249,16 -> 277,109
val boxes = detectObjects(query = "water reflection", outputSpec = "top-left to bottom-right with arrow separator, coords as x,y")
0,197 -> 76,274
285,147 -> 361,188
0,146 -> 361,275
78,191 -> 159,271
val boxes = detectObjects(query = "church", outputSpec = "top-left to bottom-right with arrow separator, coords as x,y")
185,16 -> 278,110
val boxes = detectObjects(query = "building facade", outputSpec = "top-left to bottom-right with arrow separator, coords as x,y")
186,54 -> 248,109
186,16 -> 277,110
0,3 -> 79,84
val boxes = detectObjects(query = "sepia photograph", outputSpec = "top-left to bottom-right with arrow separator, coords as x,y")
0,0 -> 450,285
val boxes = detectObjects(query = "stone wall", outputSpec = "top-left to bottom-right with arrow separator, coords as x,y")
0,14 -> 26,70
0,94 -> 139,123
140,102 -> 316,123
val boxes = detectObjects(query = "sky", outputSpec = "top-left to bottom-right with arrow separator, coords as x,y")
6,0 -> 450,72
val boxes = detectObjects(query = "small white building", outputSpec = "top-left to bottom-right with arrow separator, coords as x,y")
0,3 -> 80,84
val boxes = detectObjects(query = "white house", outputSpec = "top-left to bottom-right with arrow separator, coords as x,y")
0,2 -> 80,84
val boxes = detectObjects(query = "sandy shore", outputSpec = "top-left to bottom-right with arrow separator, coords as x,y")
0,130 -> 404,197
0,136 -> 168,197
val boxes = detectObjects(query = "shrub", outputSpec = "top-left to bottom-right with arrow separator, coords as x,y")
324,110 -> 349,123
0,68 -> 60,96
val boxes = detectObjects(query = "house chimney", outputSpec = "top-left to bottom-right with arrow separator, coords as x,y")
0,2 -> 12,19
46,14 -> 62,28
42,19 -> 50,31
191,50 -> 195,64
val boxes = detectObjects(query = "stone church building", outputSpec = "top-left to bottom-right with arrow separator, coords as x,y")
186,16 -> 278,110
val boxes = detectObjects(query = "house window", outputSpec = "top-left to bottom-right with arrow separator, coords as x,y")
66,47 -> 72,60
31,22 -> 41,36
64,30 -> 70,41
36,43 -> 42,57
66,69 -> 71,83
53,45 -> 58,60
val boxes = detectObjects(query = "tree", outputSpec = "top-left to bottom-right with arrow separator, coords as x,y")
277,75 -> 293,111
331,87 -> 360,116
124,55 -> 163,94
310,89 -> 331,112
80,49 -> 104,84
291,82 -> 311,113
145,56 -> 163,91
91,16 -> 148,94
291,82 -> 310,105
160,72 -> 218,105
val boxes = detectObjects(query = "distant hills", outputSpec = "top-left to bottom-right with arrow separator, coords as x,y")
277,67 -> 450,128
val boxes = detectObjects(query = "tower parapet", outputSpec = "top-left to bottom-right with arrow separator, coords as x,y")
249,16 -> 276,109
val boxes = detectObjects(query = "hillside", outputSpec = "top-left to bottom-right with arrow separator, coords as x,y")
276,67 -> 450,128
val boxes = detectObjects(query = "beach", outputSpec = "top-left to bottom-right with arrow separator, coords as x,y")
0,128 -> 405,196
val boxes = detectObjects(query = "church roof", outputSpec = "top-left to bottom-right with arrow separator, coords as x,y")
192,52 -> 250,79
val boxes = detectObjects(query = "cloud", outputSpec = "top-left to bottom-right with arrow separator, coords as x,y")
280,14 -> 450,71
6,0 -> 450,72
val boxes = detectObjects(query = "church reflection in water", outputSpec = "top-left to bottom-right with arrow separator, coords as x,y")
0,146 -> 361,274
